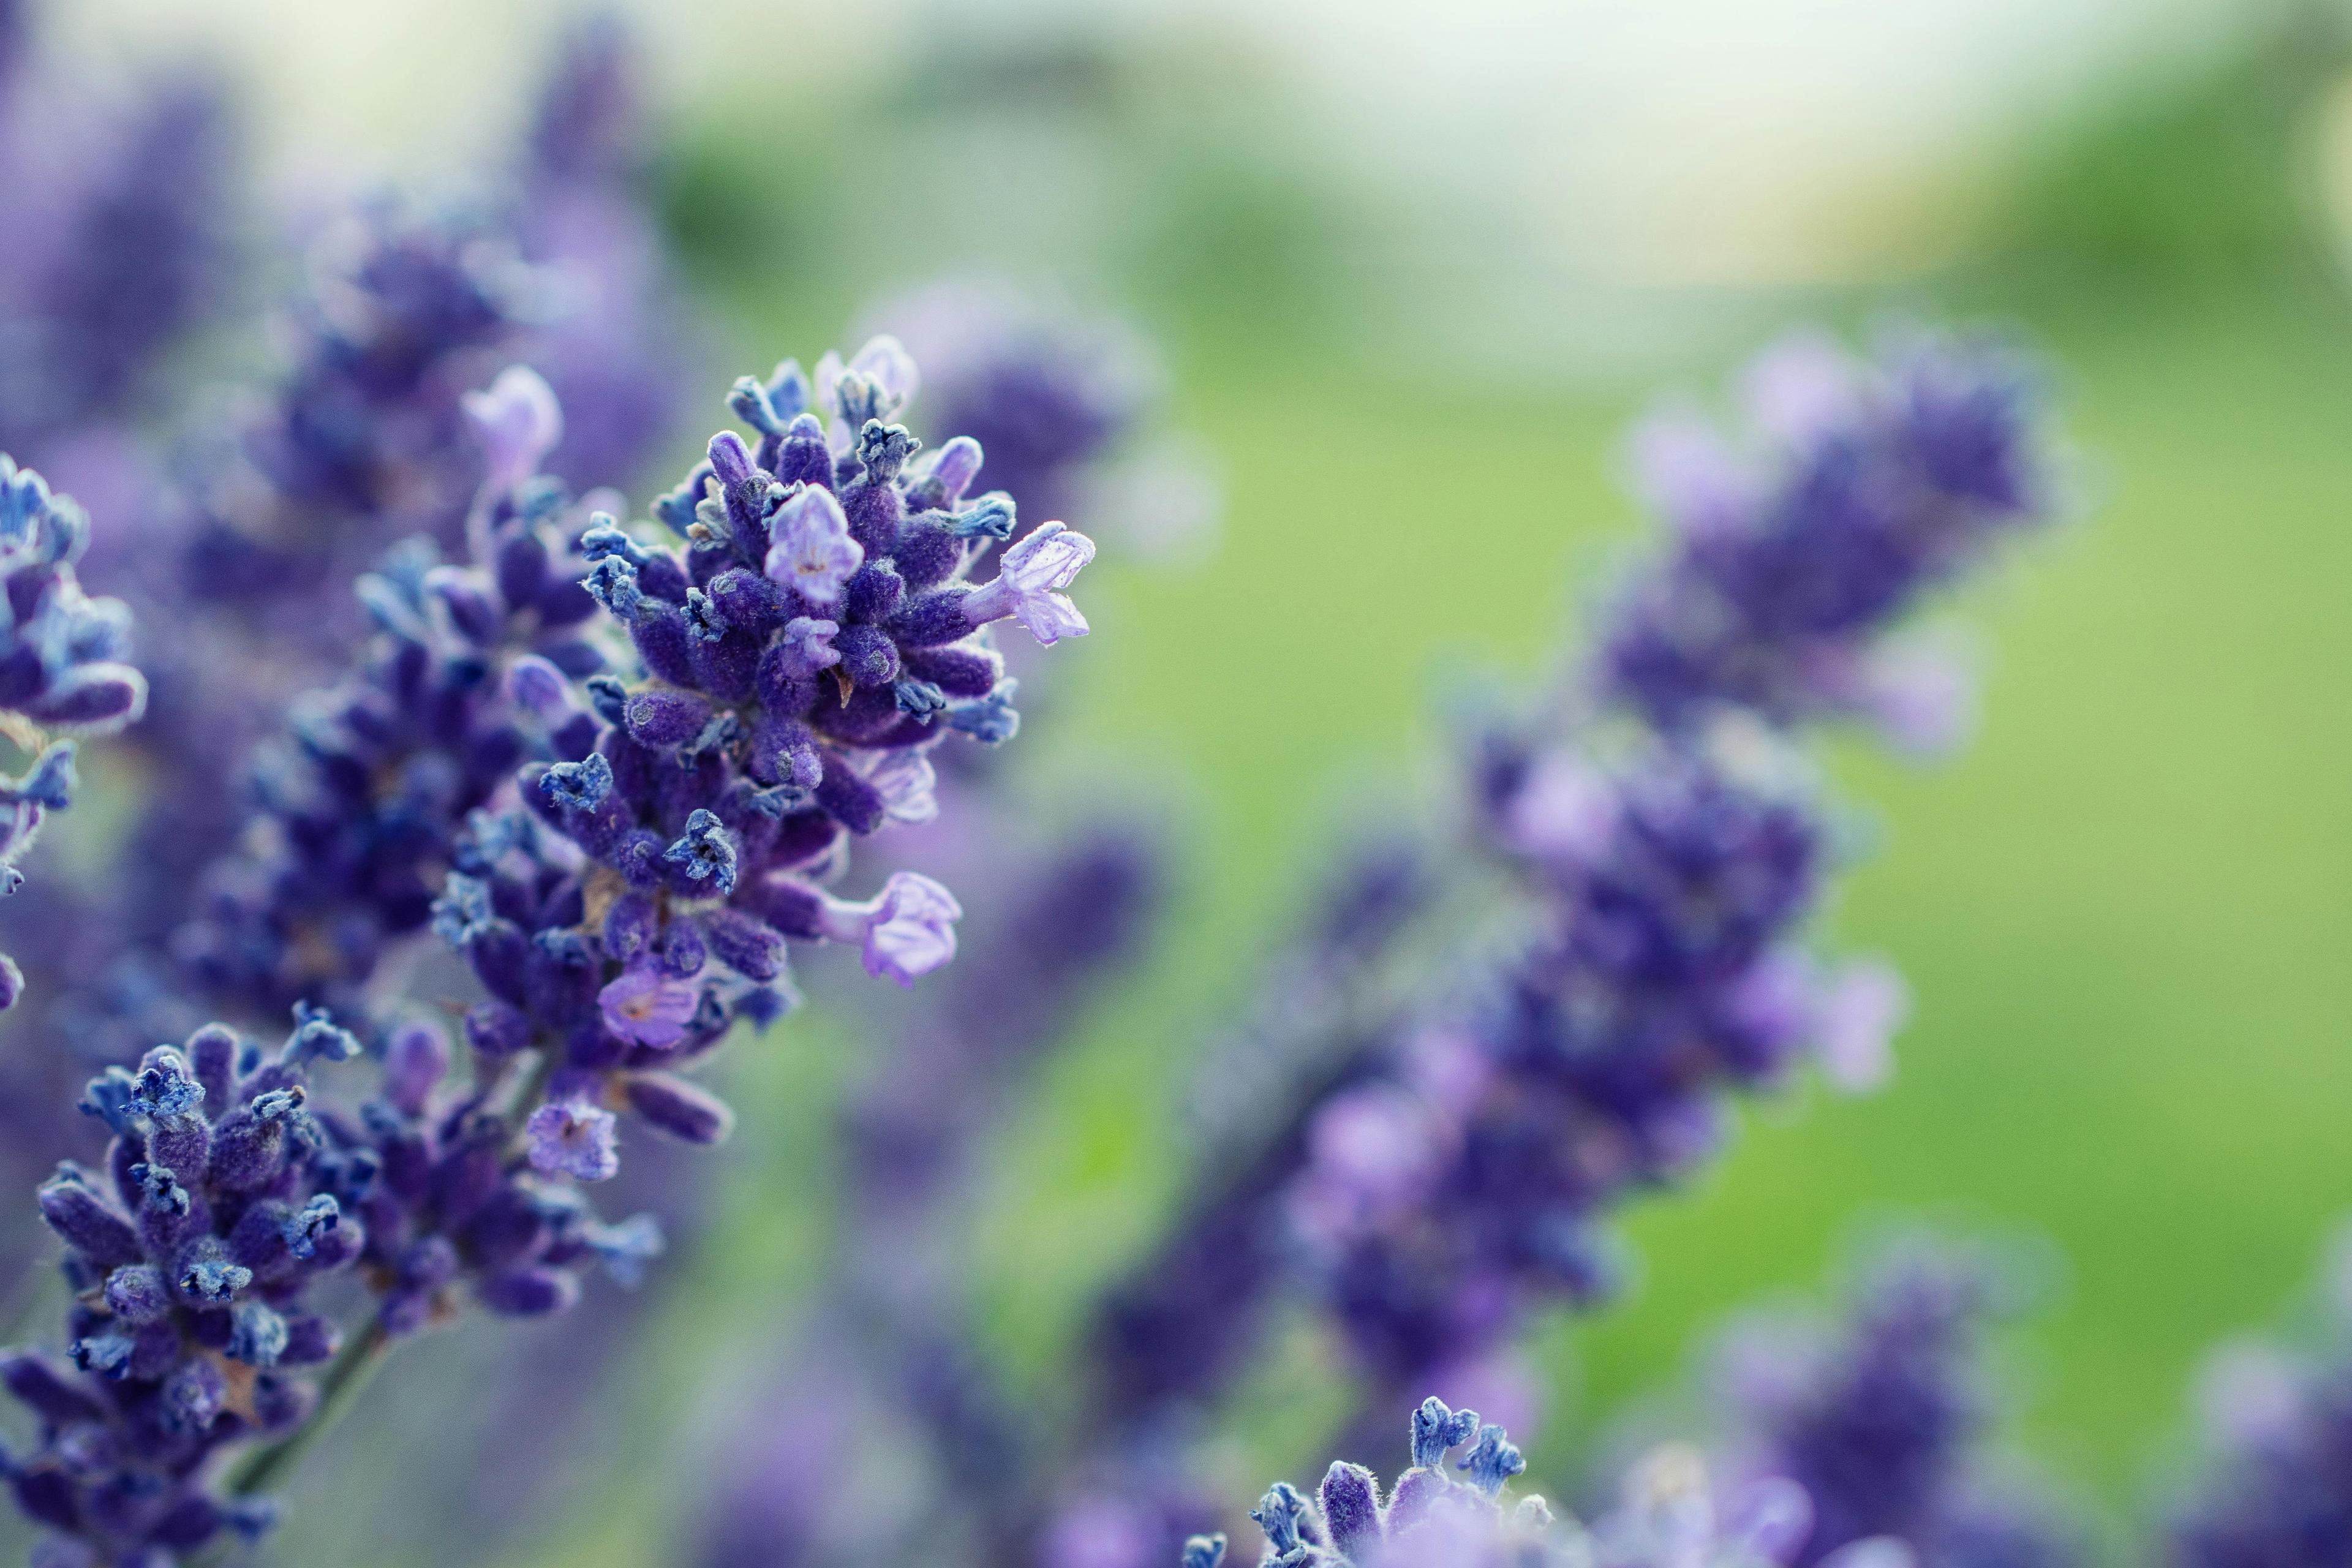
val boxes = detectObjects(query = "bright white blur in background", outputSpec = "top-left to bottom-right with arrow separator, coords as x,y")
52,0 -> 2277,363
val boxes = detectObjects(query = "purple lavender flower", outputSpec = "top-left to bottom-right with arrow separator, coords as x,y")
1190,1399 -> 1875,1568
763,484 -> 864,606
1186,1398 -> 1572,1568
1,1021 -> 366,1566
0,456 -> 144,1006
810,872 -> 965,986
960,521 -> 1097,646
170,368 -> 605,1020
504,335 -> 1095,1027
1072,328 -> 2059,1536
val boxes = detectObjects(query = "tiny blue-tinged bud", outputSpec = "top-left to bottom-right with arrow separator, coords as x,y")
282,1195 -> 342,1261
228,1302 -> 290,1368
892,679 -> 947,722
1182,1537 -> 1227,1568
284,1001 -> 363,1065
432,886 -> 492,955
663,809 -> 738,895
541,752 -> 614,810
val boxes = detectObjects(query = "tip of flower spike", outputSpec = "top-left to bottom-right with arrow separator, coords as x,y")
78,1067 -> 140,1135
541,751 -> 614,811
462,365 -> 564,494
662,810 -> 739,896
578,516 -> 654,568
284,1002 -> 363,1066
1458,1423 -> 1526,1496
1180,1536 -> 1227,1568
1412,1396 -> 1482,1469
1250,1483 -> 1311,1554
8,741 -> 75,812
128,1050 -> 203,1120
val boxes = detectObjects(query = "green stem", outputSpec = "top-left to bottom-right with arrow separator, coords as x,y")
222,1317 -> 394,1499
499,1045 -> 560,1161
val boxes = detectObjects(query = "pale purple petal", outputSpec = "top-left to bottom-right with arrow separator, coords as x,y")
1814,960 -> 1909,1093
778,616 -> 841,675
1001,519 -> 1095,591
763,487 -> 863,606
1861,635 -> 1977,758
848,333 -> 920,409
1741,331 -> 1864,445
1503,750 -> 1618,864
861,871 -> 961,986
525,1100 -> 619,1182
598,966 -> 700,1048
464,366 -> 565,495
859,748 -> 938,826
1015,591 -> 1089,647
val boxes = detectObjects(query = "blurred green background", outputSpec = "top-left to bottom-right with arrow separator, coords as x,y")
53,0 -> 2352,1553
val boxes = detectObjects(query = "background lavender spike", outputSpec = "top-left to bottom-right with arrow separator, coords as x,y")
1704,1240 -> 2086,1568
1256,329 -> 2054,1408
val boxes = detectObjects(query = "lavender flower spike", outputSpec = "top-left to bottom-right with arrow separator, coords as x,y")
0,454 -> 144,1007
3,1023 -> 366,1566
961,520 -> 1097,645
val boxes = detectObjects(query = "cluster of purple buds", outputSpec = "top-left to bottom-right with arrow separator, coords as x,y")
508,336 -> 1095,1000
1603,333 -> 2046,745
325,1008 -> 663,1335
2164,1229 -> 2352,1568
1185,1397 -> 1561,1568
172,369 -> 601,1021
420,338 -> 1099,1213
1711,1245 -> 2081,1568
0,456 -> 145,1008
1197,1398 -> 1919,1568
2,1017 -> 368,1566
